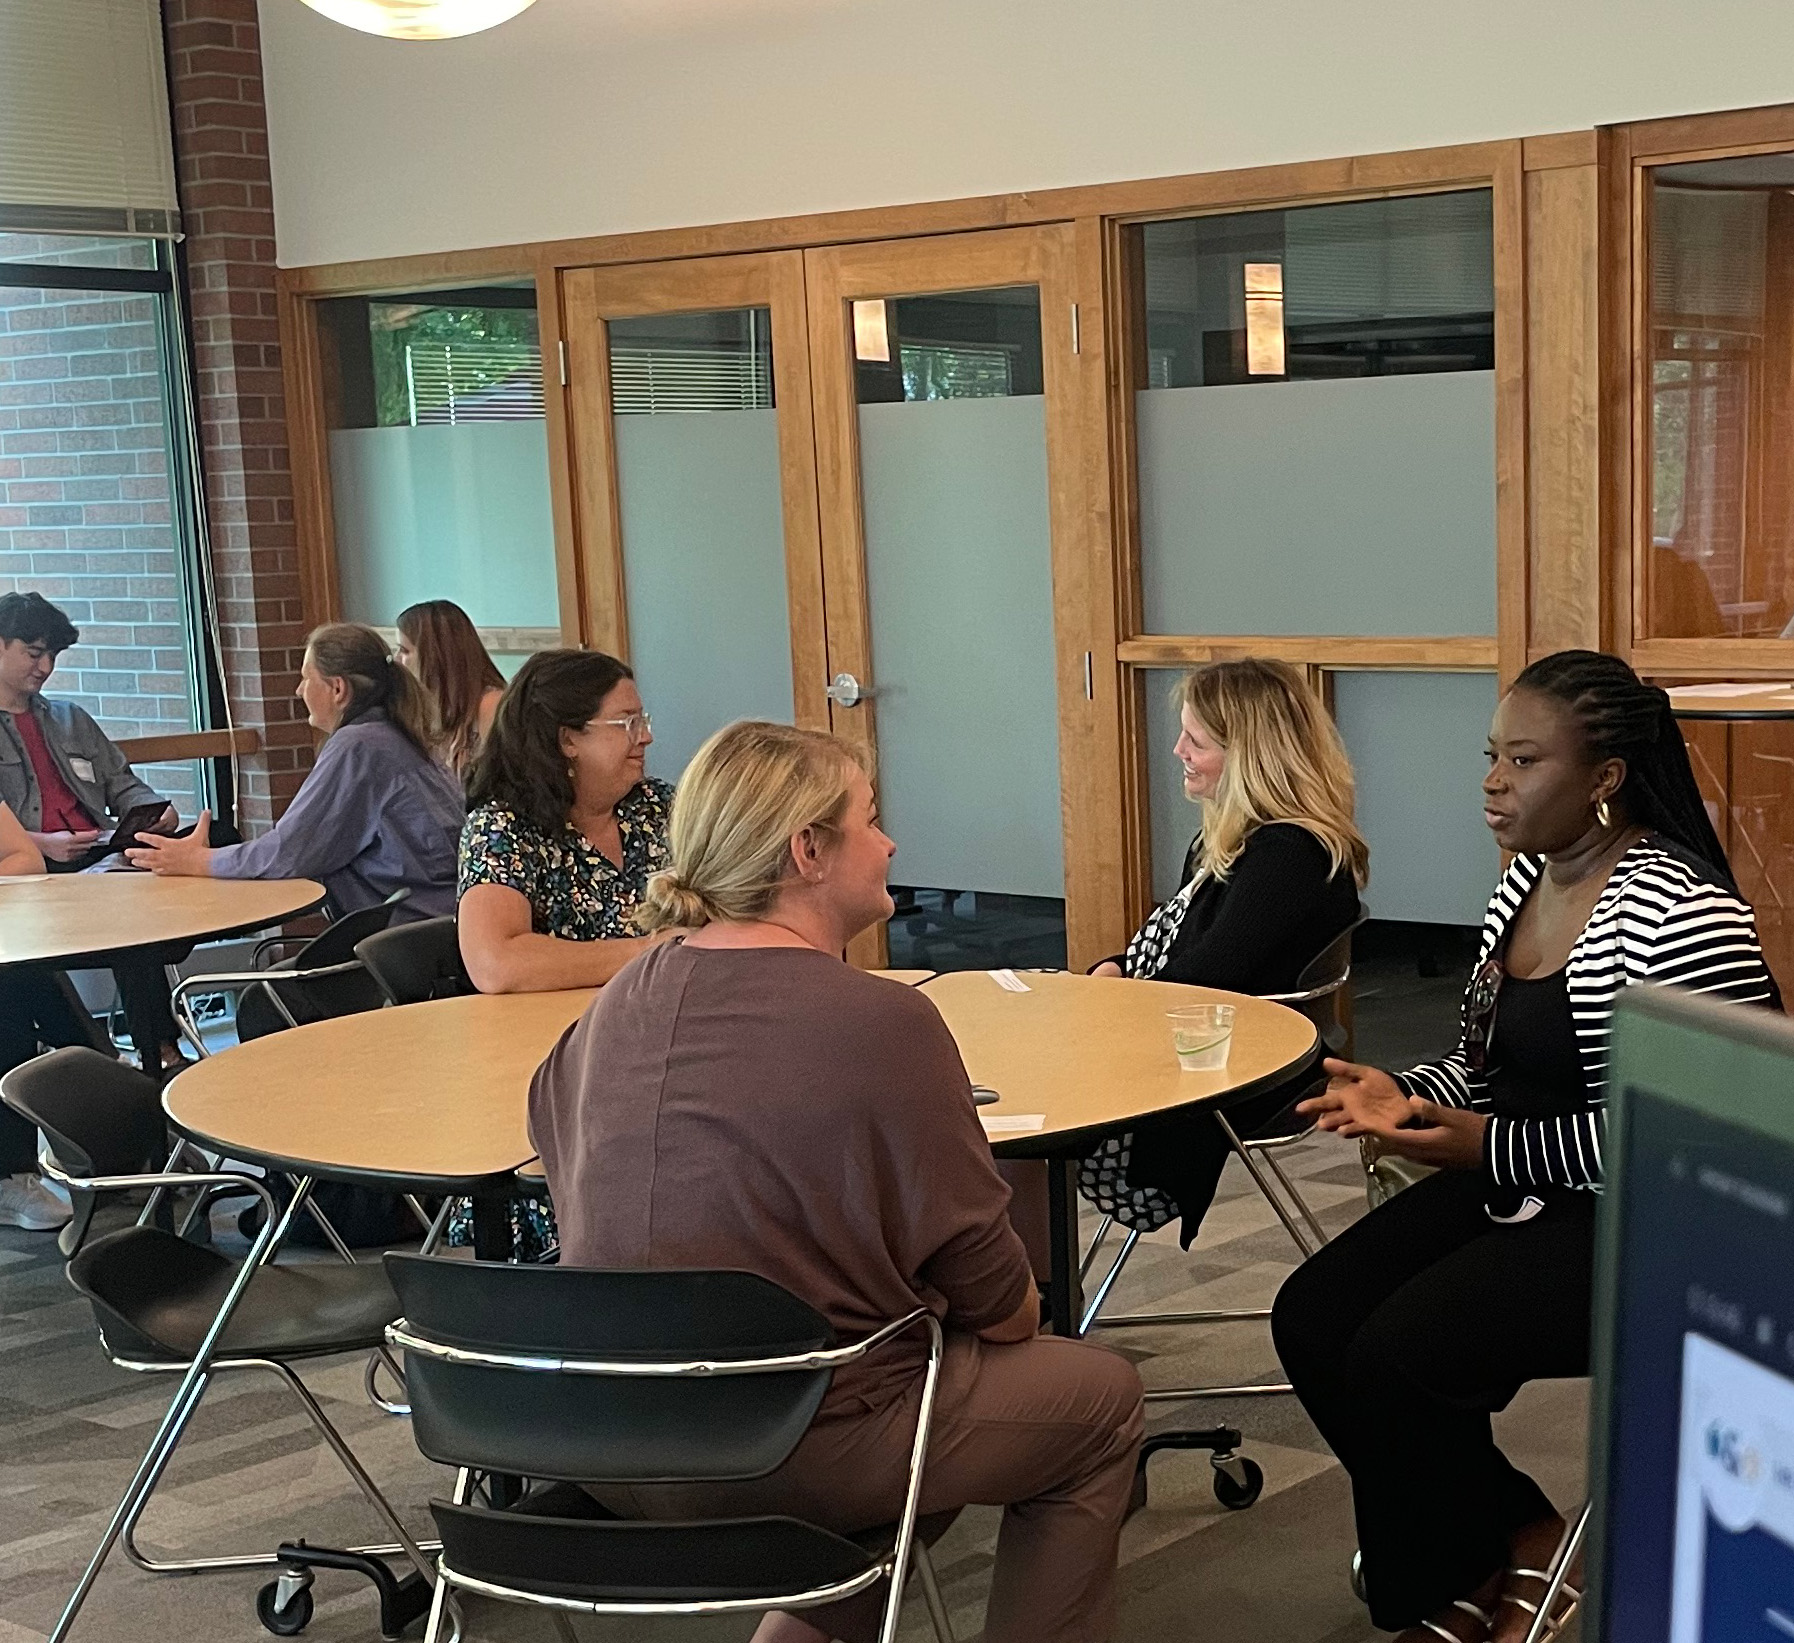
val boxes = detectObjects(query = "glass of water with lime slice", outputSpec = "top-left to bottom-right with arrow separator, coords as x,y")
1167,1004 -> 1235,1072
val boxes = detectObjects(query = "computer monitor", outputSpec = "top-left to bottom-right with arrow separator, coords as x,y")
1592,985 -> 1794,1641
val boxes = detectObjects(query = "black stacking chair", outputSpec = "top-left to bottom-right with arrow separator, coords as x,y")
383,1256 -> 954,1643
170,891 -> 408,1053
354,916 -> 470,1006
1,1040 -> 166,1257
0,1048 -> 436,1643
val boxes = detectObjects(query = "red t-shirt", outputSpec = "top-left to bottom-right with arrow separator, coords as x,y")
10,709 -> 95,834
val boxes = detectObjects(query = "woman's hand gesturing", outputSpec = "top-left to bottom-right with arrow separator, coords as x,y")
1299,1058 -> 1488,1171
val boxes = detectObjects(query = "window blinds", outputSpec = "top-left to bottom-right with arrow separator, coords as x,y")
0,0 -> 179,237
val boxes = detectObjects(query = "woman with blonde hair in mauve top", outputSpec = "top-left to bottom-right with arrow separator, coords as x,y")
530,720 -> 1144,1643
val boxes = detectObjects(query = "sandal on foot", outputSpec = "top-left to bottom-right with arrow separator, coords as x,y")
1418,1601 -> 1492,1643
1498,1567 -> 1582,1641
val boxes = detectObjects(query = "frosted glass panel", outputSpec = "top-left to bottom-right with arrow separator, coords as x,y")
329,422 -> 559,633
1138,372 -> 1497,637
613,408 -> 794,785
1143,670 -> 1199,902
860,394 -> 1063,899
1332,670 -> 1500,926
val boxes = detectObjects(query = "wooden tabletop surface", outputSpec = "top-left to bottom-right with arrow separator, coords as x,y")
165,988 -> 594,1188
1668,683 -> 1794,719
0,873 -> 326,970
165,967 -> 1316,1184
920,969 -> 1318,1154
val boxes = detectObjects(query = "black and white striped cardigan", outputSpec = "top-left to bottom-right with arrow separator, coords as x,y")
1395,836 -> 1776,1193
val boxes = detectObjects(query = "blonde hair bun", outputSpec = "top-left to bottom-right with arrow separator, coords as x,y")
641,869 -> 714,931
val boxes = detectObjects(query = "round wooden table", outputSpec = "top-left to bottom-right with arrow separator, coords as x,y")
165,988 -> 591,1193
163,967 -> 1316,1330
0,873 -> 327,970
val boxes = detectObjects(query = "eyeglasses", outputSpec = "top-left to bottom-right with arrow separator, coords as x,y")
585,712 -> 652,744
1463,954 -> 1505,1075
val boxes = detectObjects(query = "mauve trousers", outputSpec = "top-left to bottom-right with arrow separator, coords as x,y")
609,1331 -> 1145,1643
1271,1168 -> 1594,1632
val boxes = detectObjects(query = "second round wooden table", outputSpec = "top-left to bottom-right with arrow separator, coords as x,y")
164,968 -> 1318,1331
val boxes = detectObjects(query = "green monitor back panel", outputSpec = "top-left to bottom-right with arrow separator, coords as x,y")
1593,986 -> 1794,1641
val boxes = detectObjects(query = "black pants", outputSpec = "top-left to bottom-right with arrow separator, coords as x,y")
0,969 -> 93,1172
1270,1169 -> 1595,1632
44,859 -> 186,1061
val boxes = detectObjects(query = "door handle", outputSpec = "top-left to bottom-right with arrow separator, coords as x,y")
826,672 -> 875,707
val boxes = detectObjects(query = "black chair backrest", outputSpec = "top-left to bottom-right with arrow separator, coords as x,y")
384,1256 -> 837,1486
0,1047 -> 167,1180
354,917 -> 469,1006
238,895 -> 407,1040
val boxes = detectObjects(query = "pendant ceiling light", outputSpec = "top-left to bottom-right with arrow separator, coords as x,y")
296,0 -> 538,40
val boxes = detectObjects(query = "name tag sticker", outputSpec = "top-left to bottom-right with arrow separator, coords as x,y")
69,758 -> 96,783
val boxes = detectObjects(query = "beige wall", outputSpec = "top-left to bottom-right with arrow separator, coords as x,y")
260,0 -> 1794,267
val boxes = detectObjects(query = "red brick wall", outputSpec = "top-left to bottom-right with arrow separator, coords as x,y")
164,0 -> 311,830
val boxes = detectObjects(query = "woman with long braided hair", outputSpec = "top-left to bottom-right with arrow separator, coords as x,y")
1272,650 -> 1776,1643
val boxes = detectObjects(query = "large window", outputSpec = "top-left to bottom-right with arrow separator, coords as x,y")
317,285 -> 560,675
1644,155 -> 1794,640
0,233 -> 219,816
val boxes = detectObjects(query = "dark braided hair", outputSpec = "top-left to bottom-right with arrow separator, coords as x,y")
1512,649 -> 1734,887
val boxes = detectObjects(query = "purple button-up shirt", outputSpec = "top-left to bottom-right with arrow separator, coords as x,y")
210,711 -> 464,919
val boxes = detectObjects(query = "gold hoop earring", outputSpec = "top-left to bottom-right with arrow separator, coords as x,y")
1597,798 -> 1612,828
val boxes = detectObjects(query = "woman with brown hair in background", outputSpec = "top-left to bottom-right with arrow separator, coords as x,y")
396,599 -> 505,776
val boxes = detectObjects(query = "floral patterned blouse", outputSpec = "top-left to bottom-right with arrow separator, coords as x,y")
457,778 -> 674,938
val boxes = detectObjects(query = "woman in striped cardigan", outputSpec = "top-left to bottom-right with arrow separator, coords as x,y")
1271,651 -> 1776,1643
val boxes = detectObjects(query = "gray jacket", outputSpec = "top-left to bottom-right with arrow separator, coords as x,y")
0,698 -> 164,830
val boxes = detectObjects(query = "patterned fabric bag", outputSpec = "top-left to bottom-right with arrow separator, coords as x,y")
1076,872 -> 1208,1233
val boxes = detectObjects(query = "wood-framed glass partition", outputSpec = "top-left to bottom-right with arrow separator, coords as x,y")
275,131 -> 1609,971
1101,144 -> 1528,935
1610,104 -> 1794,993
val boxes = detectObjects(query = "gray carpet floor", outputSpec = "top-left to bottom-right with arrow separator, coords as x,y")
0,941 -> 1589,1643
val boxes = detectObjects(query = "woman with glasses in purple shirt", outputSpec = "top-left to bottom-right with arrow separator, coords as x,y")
1272,651 -> 1776,1643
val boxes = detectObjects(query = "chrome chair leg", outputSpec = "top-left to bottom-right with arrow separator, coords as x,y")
422,1470 -> 473,1643
364,1342 -> 410,1415
1079,1215 -> 1114,1281
116,1357 -> 438,1578
1521,1500 -> 1590,1643
549,1612 -> 583,1643
914,1542 -> 955,1643
1255,1142 -> 1329,1250
1214,1112 -> 1318,1258
1077,1227 -> 1140,1336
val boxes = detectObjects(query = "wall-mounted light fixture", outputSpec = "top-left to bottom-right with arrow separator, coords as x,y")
852,299 -> 892,363
296,0 -> 538,40
1243,261 -> 1286,377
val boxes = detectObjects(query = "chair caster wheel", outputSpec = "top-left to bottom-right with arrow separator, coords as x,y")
257,1572 -> 315,1636
1211,1455 -> 1264,1510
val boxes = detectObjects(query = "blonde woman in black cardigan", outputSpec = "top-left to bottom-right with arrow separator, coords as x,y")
1273,651 -> 1776,1643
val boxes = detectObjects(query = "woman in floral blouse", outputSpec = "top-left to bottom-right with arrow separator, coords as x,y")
454,648 -> 673,1260
458,648 -> 673,993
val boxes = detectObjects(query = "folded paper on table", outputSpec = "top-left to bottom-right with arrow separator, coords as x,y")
980,1113 -> 1047,1135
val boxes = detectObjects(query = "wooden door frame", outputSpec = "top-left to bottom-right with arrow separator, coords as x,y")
803,224 -> 1127,969
1607,103 -> 1794,678
555,253 -> 828,725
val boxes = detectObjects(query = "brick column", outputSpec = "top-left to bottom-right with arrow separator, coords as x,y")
163,0 -> 311,831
